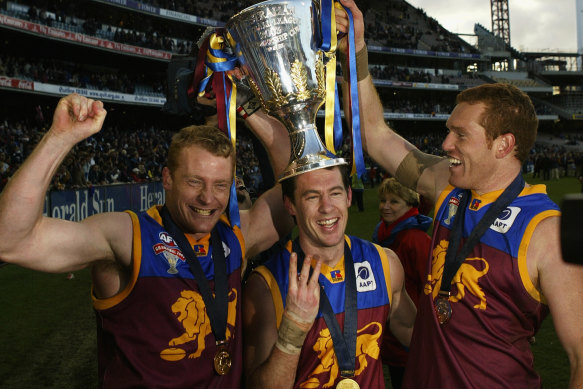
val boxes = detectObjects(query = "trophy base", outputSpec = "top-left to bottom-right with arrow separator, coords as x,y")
279,157 -> 347,182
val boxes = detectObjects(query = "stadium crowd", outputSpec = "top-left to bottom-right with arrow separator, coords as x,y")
1,111 -> 581,195
3,1 -> 193,54
0,114 -> 266,195
0,53 -> 165,97
0,0 -> 579,195
3,0 -> 478,57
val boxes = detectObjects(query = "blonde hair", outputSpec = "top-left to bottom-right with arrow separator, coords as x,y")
378,177 -> 420,207
166,125 -> 235,175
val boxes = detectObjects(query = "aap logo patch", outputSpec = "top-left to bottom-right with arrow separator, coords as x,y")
490,206 -> 521,234
355,261 -> 376,292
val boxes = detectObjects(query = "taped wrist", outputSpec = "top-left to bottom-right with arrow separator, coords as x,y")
237,96 -> 261,119
338,45 -> 369,82
275,310 -> 312,355
395,149 -> 445,190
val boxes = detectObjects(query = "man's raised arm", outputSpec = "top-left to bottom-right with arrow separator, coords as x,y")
239,109 -> 294,258
335,0 -> 448,203
0,94 -> 130,273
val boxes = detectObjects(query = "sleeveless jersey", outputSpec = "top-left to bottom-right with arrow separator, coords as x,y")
93,205 -> 245,388
255,236 -> 392,389
402,184 -> 560,389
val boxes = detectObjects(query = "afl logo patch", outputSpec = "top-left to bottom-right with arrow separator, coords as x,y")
159,232 -> 176,246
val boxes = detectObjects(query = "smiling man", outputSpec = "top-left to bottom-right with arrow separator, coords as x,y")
334,1 -> 583,387
242,165 -> 416,389
0,93 -> 293,388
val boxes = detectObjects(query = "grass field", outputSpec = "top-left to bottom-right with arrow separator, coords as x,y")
0,173 -> 580,388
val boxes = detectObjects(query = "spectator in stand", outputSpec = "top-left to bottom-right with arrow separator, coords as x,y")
88,163 -> 107,185
69,154 -> 87,188
0,152 -> 9,175
130,162 -> 150,182
372,178 -> 431,389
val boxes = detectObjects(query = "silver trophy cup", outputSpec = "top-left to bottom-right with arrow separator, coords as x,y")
226,0 -> 346,181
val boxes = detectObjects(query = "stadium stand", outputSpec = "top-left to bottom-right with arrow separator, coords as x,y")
0,0 -> 582,194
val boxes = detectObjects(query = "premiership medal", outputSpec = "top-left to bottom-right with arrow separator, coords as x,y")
336,378 -> 360,389
434,294 -> 452,325
213,345 -> 232,375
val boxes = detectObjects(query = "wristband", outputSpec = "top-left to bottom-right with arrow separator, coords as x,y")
274,310 -> 312,355
236,96 -> 261,119
339,45 -> 369,82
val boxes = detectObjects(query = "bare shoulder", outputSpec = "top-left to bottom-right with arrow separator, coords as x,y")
528,215 -> 561,269
81,211 -> 134,266
382,247 -> 405,289
243,271 -> 278,373
243,271 -> 274,314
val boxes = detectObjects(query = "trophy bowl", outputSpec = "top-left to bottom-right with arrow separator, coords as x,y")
225,0 -> 346,181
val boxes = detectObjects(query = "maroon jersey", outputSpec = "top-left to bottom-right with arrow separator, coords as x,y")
256,237 -> 392,389
93,206 -> 245,388
403,185 -> 560,388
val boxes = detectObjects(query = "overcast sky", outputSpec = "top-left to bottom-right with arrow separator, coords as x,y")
405,0 -> 579,53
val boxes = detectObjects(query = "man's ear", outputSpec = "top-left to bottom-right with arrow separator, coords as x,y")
162,166 -> 172,190
495,133 -> 516,159
347,185 -> 353,207
284,195 -> 296,217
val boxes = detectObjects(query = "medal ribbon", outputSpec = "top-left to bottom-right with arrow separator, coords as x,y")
292,238 -> 357,377
160,206 -> 229,344
440,174 -> 525,294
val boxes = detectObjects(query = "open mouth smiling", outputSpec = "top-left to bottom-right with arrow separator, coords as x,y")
449,157 -> 462,167
317,217 -> 338,227
191,206 -> 214,216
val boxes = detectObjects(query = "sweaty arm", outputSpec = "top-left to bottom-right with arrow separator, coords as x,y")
384,248 -> 416,347
244,253 -> 321,389
240,110 -> 294,258
0,94 -> 130,273
530,216 -> 583,388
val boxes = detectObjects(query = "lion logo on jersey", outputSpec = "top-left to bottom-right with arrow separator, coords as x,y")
424,240 -> 489,310
159,288 -> 237,361
299,322 -> 382,388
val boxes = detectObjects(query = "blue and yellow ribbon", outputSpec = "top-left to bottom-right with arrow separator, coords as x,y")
319,0 -> 364,177
195,31 -> 241,227
342,5 -> 366,178
319,0 -> 340,155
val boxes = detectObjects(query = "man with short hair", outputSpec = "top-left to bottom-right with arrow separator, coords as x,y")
0,93 -> 293,388
335,1 -> 583,387
243,164 -> 416,389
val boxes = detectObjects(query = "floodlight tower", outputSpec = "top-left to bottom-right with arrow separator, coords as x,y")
578,0 -> 583,69
491,0 -> 511,46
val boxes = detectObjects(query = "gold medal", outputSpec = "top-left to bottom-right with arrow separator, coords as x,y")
336,378 -> 360,389
213,346 -> 232,375
434,295 -> 452,325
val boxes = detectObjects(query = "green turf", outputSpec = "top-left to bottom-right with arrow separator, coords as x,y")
0,173 -> 579,388
0,266 -> 98,388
